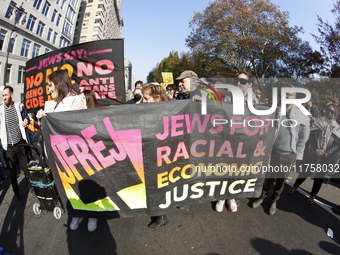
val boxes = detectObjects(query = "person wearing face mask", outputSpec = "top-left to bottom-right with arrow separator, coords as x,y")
288,103 -> 340,205
126,88 -> 143,104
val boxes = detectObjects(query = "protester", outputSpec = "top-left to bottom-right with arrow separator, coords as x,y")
142,83 -> 169,228
82,90 -> 99,108
126,80 -> 144,100
166,87 -> 175,99
36,69 -> 90,231
288,103 -> 340,204
126,88 -> 143,104
176,70 -> 201,100
215,71 -> 259,213
135,80 -> 144,89
224,71 -> 259,105
36,70 -> 86,116
251,84 -> 310,215
305,99 -> 319,126
176,90 -> 186,100
172,90 -> 179,100
0,86 -> 30,204
142,83 -> 169,103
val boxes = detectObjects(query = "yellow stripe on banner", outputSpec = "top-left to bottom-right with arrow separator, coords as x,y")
117,182 -> 147,209
58,165 -> 120,211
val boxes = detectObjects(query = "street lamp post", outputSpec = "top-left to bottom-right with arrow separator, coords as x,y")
3,1 -> 27,87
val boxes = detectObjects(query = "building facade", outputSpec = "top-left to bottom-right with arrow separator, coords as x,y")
73,0 -> 123,44
0,0 -> 81,102
73,0 -> 130,94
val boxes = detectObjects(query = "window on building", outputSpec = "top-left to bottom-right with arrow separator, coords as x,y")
42,1 -> 51,16
18,66 -> 25,83
70,0 -> 78,6
94,19 -> 103,26
62,21 -> 72,39
56,0 -> 60,4
66,7 -> 75,21
26,15 -> 37,31
5,2 -> 16,19
92,35 -> 100,41
84,12 -> 90,18
88,0 -> 93,3
51,9 -> 57,22
5,64 -> 12,84
53,32 -> 57,44
93,26 -> 102,34
32,43 -> 41,58
36,21 -> 45,36
0,29 -> 6,50
45,48 -> 50,53
33,0 -> 42,10
20,38 -> 30,57
80,36 -> 86,43
8,37 -> 15,53
60,0 -> 66,9
59,37 -> 63,47
56,14 -> 61,26
47,28 -> 52,41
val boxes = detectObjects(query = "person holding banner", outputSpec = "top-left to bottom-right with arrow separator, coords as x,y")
36,70 -> 94,231
142,83 -> 170,228
36,70 -> 86,116
224,71 -> 259,105
252,84 -> 310,215
215,71 -> 257,213
176,70 -> 201,100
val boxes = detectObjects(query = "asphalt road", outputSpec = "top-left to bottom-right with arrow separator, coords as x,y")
0,171 -> 339,255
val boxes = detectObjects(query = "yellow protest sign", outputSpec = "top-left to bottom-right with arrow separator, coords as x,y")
161,72 -> 174,85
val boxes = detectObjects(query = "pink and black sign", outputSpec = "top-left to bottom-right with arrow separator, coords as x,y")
25,39 -> 125,113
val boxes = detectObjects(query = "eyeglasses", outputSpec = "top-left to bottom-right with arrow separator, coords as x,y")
236,78 -> 249,85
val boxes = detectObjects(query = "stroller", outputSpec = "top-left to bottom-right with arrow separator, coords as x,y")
26,130 -> 64,219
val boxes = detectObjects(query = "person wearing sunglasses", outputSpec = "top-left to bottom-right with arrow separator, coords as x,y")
215,71 -> 259,213
236,71 -> 259,105
224,71 -> 259,105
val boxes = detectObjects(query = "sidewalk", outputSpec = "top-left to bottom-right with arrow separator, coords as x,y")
0,171 -> 339,255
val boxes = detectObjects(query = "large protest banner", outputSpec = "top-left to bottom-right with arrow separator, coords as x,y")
42,100 -> 276,218
25,39 -> 125,113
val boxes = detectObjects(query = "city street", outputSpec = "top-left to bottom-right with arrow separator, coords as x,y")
0,171 -> 339,255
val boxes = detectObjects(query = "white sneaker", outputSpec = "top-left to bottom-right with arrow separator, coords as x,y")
88,218 -> 98,232
70,217 -> 83,230
215,200 -> 225,212
227,199 -> 238,212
